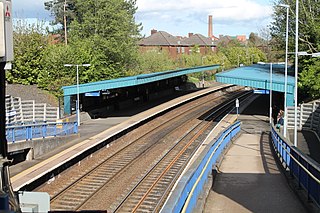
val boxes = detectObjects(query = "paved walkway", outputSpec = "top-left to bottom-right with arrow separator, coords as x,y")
204,95 -> 307,212
204,115 -> 306,212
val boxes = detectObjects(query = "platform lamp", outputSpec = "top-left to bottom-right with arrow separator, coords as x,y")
294,0 -> 299,147
279,3 -> 290,138
64,64 -> 91,126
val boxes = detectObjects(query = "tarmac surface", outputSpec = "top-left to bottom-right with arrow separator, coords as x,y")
204,95 -> 307,212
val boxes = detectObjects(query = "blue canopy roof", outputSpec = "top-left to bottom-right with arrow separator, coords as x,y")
62,65 -> 220,96
216,64 -> 295,94
216,63 -> 295,106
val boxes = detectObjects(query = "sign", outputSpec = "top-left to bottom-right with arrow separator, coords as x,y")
85,91 -> 100,97
0,0 -> 13,62
235,99 -> 239,108
101,89 -> 110,95
253,89 -> 270,95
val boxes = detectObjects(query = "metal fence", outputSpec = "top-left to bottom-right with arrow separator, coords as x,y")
287,100 -> 320,135
6,122 -> 78,143
271,126 -> 320,207
161,121 -> 241,212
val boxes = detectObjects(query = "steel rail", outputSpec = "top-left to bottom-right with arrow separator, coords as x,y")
50,88 -> 244,210
114,91 -> 251,212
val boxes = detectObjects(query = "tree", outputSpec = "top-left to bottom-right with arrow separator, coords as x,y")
44,0 -> 76,36
270,0 -> 320,101
7,20 -> 49,85
68,0 -> 141,79
248,32 -> 257,46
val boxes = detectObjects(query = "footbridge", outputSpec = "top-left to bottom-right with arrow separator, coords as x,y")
216,63 -> 295,106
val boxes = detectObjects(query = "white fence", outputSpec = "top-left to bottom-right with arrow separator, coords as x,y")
287,100 -> 320,135
5,95 -> 59,124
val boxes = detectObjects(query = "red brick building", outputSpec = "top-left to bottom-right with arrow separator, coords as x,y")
138,30 -> 216,58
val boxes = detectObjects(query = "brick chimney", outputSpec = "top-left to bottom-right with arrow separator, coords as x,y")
188,33 -> 194,38
151,29 -> 157,35
208,15 -> 213,38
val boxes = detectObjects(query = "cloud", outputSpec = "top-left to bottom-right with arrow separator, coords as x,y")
136,0 -> 272,36
13,0 -> 51,20
137,0 -> 272,22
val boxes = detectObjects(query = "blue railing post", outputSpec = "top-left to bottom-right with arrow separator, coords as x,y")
11,129 -> 14,143
74,122 -> 78,133
42,124 -> 47,138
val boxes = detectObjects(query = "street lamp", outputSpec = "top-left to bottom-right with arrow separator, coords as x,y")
201,56 -> 207,88
64,64 -> 91,126
63,0 -> 68,45
294,0 -> 299,147
270,63 -> 273,124
279,3 -> 289,138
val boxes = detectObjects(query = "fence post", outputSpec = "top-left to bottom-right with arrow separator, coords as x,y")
74,122 -> 78,134
42,124 -> 46,138
11,129 -> 15,143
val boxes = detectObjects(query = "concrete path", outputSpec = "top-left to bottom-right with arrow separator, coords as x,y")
204,96 -> 307,212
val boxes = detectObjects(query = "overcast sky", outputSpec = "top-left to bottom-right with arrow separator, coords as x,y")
12,0 -> 274,37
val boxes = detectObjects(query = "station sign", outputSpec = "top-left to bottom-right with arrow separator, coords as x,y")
0,0 -> 13,62
85,91 -> 100,97
253,89 -> 270,95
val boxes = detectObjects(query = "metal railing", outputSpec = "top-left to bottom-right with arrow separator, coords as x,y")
271,126 -> 320,207
161,120 -> 241,212
6,122 -> 78,143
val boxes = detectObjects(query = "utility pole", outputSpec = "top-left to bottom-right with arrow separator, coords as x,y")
63,0 -> 67,45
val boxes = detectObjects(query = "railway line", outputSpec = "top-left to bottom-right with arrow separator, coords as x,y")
36,86 -> 250,211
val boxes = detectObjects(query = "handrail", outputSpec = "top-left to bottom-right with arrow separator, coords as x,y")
181,121 -> 241,212
6,121 -> 78,143
271,128 -> 320,184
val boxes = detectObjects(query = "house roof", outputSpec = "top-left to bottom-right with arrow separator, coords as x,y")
182,34 -> 215,46
138,31 -> 181,46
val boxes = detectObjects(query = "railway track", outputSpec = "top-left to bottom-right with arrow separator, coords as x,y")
39,87 -> 250,211
113,91 -> 250,212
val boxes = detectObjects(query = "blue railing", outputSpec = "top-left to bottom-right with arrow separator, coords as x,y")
162,120 -> 241,212
6,122 -> 78,143
271,127 -> 320,207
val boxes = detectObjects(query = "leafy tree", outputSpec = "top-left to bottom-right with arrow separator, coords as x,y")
68,0 -> 141,79
8,20 -> 49,85
270,0 -> 320,101
129,49 -> 176,75
44,0 -> 76,36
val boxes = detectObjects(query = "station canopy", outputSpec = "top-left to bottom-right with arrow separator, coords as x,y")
215,63 -> 295,106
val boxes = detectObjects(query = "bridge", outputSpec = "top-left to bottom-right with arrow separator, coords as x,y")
7,65 -> 320,212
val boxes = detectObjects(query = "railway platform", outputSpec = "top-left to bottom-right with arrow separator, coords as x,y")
204,114 -> 306,212
9,83 -> 228,191
203,95 -> 310,212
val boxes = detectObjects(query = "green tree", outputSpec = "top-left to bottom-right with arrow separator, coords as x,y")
44,0 -> 76,36
270,0 -> 320,101
67,0 -> 142,79
129,49 -> 176,75
7,20 -> 49,85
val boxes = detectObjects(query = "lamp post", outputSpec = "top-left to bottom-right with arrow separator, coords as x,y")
201,56 -> 207,88
63,0 -> 68,45
270,63 -> 273,124
294,0 -> 299,147
279,4 -> 290,138
64,64 -> 91,126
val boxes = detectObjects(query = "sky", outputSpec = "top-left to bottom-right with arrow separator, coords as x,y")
12,0 -> 274,37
